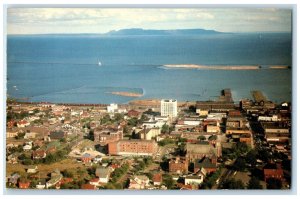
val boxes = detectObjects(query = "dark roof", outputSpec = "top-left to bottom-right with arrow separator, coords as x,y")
49,131 -> 66,139
194,157 -> 217,169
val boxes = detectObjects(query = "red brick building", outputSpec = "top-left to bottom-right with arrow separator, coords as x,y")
169,156 -> 188,174
264,164 -> 284,182
108,139 -> 157,156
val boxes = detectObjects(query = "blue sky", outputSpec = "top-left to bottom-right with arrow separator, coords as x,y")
7,8 -> 292,34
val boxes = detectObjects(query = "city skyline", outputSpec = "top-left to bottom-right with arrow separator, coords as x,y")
7,8 -> 292,35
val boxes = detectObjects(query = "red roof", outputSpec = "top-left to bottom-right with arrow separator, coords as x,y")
152,173 -> 162,183
81,184 -> 96,190
90,178 -> 100,183
32,150 -> 46,159
264,168 -> 283,176
60,178 -> 73,184
19,181 -> 30,189
128,110 -> 140,117
18,120 -> 29,125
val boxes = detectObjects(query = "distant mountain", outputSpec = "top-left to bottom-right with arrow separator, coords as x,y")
106,28 -> 223,36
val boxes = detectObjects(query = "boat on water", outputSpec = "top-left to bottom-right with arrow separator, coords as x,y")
98,60 -> 102,66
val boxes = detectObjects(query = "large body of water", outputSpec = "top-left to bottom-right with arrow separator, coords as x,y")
7,33 -> 292,104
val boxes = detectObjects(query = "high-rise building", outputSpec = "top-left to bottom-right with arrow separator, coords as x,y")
160,99 -> 178,117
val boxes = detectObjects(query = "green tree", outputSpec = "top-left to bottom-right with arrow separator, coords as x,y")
232,157 -> 246,171
163,174 -> 175,189
197,135 -> 206,141
221,178 -> 245,189
114,113 -> 123,122
161,124 -> 170,134
246,149 -> 258,167
208,135 -> 217,141
247,176 -> 263,189
266,178 -> 282,189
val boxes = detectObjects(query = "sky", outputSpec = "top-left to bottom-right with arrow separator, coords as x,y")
7,8 -> 292,34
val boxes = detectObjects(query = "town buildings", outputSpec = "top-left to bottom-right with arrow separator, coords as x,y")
160,99 -> 178,117
108,139 -> 157,156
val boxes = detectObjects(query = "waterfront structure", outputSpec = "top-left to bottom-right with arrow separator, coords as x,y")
108,139 -> 157,156
160,99 -> 178,117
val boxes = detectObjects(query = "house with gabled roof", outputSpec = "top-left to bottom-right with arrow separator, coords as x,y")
194,156 -> 217,174
95,167 -> 110,183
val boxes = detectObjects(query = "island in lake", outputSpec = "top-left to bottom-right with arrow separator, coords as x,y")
109,91 -> 143,97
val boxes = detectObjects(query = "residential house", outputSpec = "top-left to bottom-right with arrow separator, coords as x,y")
95,167 -> 110,183
17,120 -> 30,128
27,165 -> 38,173
24,132 -> 37,139
136,127 -> 161,140
36,179 -> 46,189
46,170 -> 63,188
127,110 -> 141,118
128,175 -> 150,190
32,150 -> 47,159
152,173 -> 162,186
81,184 -> 97,190
194,157 -> 217,173
8,173 -> 20,186
89,178 -> 101,186
7,154 -> 18,164
184,175 -> 203,186
18,181 -> 31,189
169,157 -> 188,174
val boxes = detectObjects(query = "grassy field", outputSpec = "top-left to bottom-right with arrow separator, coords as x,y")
6,158 -> 84,178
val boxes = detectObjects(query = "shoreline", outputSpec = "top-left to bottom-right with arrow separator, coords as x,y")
163,64 -> 259,70
108,91 -> 143,97
163,64 -> 290,70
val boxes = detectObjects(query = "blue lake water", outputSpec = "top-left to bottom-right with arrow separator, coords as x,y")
7,33 -> 292,104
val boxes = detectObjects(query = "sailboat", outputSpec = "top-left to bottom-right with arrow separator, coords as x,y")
98,59 -> 102,66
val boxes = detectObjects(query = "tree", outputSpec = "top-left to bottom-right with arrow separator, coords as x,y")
232,157 -> 246,171
233,142 -> 249,155
221,178 -> 245,189
208,135 -> 217,141
114,113 -> 123,122
23,159 -> 33,165
247,176 -> 263,189
266,178 -> 282,189
127,118 -> 138,126
161,124 -> 170,134
163,174 -> 175,189
62,169 -> 74,178
197,135 -> 206,141
245,149 -> 258,167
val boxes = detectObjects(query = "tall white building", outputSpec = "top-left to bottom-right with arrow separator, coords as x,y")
160,99 -> 178,117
